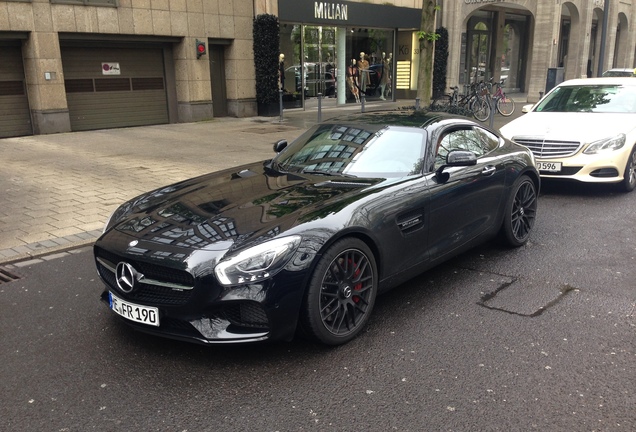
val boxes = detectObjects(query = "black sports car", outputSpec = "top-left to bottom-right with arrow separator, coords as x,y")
94,111 -> 539,346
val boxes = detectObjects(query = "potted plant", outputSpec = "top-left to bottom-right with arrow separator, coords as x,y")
253,14 -> 280,116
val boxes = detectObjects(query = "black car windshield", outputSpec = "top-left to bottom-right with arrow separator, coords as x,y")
535,84 -> 636,113
275,124 -> 427,178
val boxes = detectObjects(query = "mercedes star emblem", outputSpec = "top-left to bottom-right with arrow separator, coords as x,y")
115,262 -> 138,293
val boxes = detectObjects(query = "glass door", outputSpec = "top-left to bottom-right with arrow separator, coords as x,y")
303,26 -> 337,108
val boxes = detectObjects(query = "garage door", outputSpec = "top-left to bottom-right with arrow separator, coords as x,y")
0,45 -> 32,138
62,47 -> 169,131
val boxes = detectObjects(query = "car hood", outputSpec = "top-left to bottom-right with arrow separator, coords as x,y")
106,161 -> 387,254
500,112 -> 636,142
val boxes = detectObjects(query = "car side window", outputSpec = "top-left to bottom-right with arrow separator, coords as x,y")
435,127 -> 494,169
473,127 -> 500,152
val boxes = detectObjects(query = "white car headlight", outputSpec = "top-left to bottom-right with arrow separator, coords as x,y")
583,133 -> 626,155
215,236 -> 302,286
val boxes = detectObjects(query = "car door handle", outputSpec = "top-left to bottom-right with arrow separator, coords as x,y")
482,165 -> 496,176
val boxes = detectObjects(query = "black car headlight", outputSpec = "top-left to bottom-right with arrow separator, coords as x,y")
103,202 -> 133,233
214,236 -> 302,286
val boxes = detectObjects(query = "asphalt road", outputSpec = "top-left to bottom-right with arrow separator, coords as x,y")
1,181 -> 634,431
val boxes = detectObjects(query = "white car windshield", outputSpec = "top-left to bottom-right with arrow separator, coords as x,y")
276,124 -> 426,178
535,85 -> 636,113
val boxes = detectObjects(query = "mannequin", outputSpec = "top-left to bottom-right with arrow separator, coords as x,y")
384,53 -> 393,99
378,52 -> 389,100
347,58 -> 360,103
278,53 -> 285,90
357,52 -> 370,93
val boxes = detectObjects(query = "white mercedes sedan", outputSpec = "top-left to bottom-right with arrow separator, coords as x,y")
500,78 -> 636,192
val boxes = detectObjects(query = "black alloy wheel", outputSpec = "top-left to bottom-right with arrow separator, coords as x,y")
500,175 -> 537,247
301,238 -> 378,345
620,147 -> 636,192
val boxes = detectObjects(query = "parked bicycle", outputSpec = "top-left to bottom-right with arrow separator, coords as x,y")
430,82 -> 491,122
489,78 -> 516,116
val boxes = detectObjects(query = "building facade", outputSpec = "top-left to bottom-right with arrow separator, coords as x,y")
441,0 -> 636,102
1,0 -> 635,138
0,0 -> 257,138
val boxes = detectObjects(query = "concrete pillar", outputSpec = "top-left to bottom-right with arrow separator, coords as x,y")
23,32 -> 71,134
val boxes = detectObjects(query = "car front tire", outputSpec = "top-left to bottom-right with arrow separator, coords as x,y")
300,238 -> 378,346
500,175 -> 537,247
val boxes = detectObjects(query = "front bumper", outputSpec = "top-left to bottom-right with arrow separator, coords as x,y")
536,150 -> 631,184
95,246 -> 308,344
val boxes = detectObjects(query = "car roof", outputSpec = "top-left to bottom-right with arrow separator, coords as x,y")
556,77 -> 636,86
331,110 -> 477,129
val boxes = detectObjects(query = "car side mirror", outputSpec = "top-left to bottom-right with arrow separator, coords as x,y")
273,139 -> 288,153
435,150 -> 477,183
446,150 -> 477,166
521,104 -> 534,113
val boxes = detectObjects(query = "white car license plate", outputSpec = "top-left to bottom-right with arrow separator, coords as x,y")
109,292 -> 160,327
537,162 -> 562,172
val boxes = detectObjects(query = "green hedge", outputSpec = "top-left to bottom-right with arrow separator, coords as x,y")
253,14 -> 280,105
433,27 -> 449,98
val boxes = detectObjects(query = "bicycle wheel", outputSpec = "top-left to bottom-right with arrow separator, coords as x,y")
470,98 -> 491,122
430,95 -> 452,111
496,96 -> 516,116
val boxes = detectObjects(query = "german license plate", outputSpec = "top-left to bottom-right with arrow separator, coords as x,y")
537,162 -> 562,172
109,292 -> 159,327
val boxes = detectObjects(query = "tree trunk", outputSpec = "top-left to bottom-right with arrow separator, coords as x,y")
416,1 -> 437,106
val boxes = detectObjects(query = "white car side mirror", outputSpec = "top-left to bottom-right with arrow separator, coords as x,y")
521,104 -> 534,113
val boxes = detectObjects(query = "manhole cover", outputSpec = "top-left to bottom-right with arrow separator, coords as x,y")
479,279 -> 576,317
0,267 -> 21,284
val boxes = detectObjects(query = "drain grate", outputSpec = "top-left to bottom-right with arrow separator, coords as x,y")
0,267 -> 21,284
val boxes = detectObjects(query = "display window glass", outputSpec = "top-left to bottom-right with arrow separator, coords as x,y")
279,23 -> 395,109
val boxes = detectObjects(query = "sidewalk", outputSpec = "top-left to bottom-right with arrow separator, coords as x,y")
0,96 -> 526,265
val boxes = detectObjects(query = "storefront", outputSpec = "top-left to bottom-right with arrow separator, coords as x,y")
277,0 -> 421,109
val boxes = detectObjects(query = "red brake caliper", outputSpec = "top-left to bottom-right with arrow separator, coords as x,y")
349,259 -> 362,303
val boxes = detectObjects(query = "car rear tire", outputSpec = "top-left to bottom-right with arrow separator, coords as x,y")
620,146 -> 636,192
300,238 -> 377,346
500,175 -> 537,247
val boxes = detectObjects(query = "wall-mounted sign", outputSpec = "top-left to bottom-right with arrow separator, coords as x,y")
102,63 -> 121,75
314,2 -> 348,21
278,0 -> 420,29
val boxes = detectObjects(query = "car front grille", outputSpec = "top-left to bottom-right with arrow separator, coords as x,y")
95,247 -> 195,306
513,137 -> 581,158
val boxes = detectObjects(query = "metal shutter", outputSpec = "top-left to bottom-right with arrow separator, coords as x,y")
0,45 -> 32,138
62,47 -> 168,131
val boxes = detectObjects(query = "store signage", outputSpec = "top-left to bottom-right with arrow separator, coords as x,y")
314,2 -> 348,21
102,63 -> 121,75
278,0 -> 420,29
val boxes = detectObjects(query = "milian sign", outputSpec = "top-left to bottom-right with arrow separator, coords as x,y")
314,2 -> 348,21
